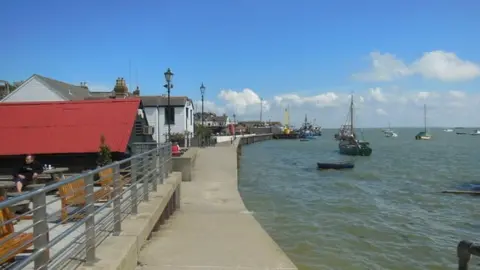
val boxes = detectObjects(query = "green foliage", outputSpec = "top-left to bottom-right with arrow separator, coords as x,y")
170,132 -> 185,143
97,135 -> 113,167
194,124 -> 212,138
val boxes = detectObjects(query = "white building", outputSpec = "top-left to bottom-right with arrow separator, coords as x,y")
1,74 -> 91,102
141,96 -> 195,145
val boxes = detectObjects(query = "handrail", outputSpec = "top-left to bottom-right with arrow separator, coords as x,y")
458,240 -> 480,270
0,142 -> 173,269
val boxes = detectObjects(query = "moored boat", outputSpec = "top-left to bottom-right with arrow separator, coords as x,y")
317,162 -> 354,170
471,129 -> 480,136
337,94 -> 372,156
415,104 -> 432,140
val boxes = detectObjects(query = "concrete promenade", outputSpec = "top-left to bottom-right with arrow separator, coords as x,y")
137,142 -> 297,269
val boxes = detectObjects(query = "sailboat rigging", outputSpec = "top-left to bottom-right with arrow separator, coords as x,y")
337,94 -> 372,156
415,104 -> 432,140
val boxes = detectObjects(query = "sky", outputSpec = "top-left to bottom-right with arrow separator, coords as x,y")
3,0 -> 480,128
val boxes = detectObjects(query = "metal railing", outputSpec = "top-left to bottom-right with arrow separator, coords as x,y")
0,143 -> 173,269
458,240 -> 480,270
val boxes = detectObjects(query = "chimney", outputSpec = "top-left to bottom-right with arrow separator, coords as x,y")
79,82 -> 89,89
113,77 -> 129,97
133,86 -> 140,96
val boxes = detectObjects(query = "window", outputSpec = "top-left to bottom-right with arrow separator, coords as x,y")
190,110 -> 193,125
165,107 -> 175,125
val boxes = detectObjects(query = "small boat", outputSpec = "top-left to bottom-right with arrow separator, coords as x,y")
456,132 -> 467,135
415,104 -> 432,140
444,128 -> 454,132
317,162 -> 354,170
471,129 -> 480,136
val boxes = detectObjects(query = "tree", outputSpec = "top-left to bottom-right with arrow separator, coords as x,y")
97,135 -> 113,167
195,124 -> 212,138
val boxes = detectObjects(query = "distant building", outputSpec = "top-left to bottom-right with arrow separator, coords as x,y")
194,113 -> 230,127
0,99 -> 153,173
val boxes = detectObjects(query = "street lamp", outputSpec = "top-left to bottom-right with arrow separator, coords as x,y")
200,83 -> 206,127
163,68 -> 174,142
233,113 -> 236,139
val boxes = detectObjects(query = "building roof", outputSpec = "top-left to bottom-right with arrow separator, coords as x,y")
0,99 -> 142,156
31,74 -> 91,100
140,96 -> 192,107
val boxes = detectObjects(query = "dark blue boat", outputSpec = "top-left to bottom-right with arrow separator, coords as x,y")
317,162 -> 354,170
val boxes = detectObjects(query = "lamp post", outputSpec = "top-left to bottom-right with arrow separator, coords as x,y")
200,83 -> 206,127
233,113 -> 236,139
163,68 -> 174,142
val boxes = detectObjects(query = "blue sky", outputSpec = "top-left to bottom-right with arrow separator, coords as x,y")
3,0 -> 480,127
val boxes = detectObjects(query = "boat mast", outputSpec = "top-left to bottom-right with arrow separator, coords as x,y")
350,94 -> 355,137
424,104 -> 427,133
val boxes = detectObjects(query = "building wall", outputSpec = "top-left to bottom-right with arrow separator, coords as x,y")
144,104 -> 191,143
1,77 -> 65,102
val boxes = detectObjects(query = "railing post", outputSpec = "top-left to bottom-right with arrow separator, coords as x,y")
162,146 -> 167,180
113,163 -> 122,235
130,158 -> 138,215
143,153 -> 150,202
156,146 -> 162,185
151,150 -> 158,192
168,142 -> 173,174
32,191 -> 50,269
84,173 -> 96,265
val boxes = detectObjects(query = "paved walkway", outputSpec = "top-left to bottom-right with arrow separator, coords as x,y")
137,145 -> 297,270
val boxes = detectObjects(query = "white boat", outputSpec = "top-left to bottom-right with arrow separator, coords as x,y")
383,122 -> 398,138
471,129 -> 480,136
444,128 -> 454,132
384,130 -> 398,137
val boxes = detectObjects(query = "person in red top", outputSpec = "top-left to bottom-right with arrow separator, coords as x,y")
172,142 -> 181,156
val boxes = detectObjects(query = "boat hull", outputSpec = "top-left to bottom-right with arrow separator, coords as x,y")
415,135 -> 431,140
338,141 -> 372,156
317,162 -> 354,170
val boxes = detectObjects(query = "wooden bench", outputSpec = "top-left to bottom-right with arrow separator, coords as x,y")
58,178 -> 111,223
0,196 -> 34,265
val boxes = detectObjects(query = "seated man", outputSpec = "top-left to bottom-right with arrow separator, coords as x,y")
12,154 -> 43,192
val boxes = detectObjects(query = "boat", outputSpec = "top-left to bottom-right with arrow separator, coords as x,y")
317,162 -> 354,170
383,122 -> 398,138
337,94 -> 372,156
471,129 -> 480,136
415,104 -> 432,140
444,128 -> 454,132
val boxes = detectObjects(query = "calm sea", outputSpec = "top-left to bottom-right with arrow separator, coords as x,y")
238,128 -> 480,270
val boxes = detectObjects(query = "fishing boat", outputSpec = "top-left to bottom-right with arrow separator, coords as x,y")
471,129 -> 480,136
337,94 -> 372,156
317,162 -> 354,170
415,104 -> 432,140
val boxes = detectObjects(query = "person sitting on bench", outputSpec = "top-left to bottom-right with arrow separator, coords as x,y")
12,154 -> 43,192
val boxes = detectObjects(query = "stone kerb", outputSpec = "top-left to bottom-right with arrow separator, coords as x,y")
172,148 -> 198,182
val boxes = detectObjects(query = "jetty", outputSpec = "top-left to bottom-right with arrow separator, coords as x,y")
137,136 -> 296,269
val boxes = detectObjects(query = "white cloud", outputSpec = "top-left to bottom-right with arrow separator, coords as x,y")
354,50 -> 480,82
193,100 -> 226,115
375,108 -> 388,116
274,92 -> 341,107
369,87 -> 387,103
218,88 -> 270,115
202,87 -> 480,128
449,90 -> 466,99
